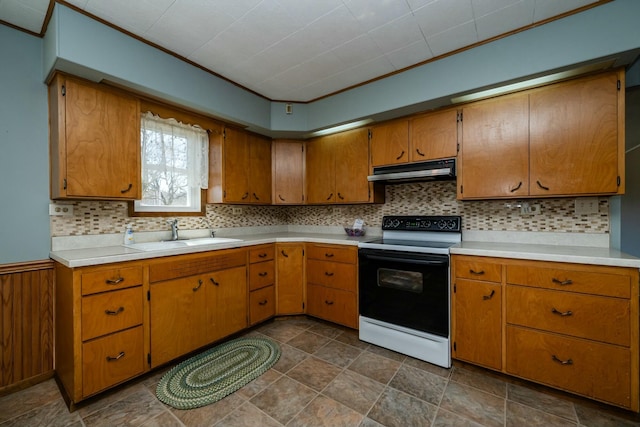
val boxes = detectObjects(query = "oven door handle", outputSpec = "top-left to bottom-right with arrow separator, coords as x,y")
362,254 -> 448,266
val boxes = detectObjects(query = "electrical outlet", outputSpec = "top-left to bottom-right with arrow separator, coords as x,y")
333,207 -> 342,215
231,207 -> 243,216
49,203 -> 74,216
575,197 -> 599,215
520,203 -> 541,215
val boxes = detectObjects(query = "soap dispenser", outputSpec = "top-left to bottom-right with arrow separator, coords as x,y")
124,224 -> 134,245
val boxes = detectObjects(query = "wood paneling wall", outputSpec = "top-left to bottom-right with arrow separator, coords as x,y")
0,261 -> 54,394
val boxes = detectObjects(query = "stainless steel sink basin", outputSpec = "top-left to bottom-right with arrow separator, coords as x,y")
125,237 -> 242,251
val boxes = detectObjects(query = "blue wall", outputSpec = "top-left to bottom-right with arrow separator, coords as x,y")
0,25 -> 50,263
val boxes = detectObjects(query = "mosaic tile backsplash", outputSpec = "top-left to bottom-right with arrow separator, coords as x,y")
50,181 -> 608,237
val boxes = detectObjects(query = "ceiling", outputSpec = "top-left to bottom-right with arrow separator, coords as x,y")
0,0 -> 606,102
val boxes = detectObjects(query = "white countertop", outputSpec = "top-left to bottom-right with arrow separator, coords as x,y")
451,241 -> 640,269
50,232 -> 369,268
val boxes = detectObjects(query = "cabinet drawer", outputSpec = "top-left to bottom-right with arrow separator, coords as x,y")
82,266 -> 143,295
307,259 -> 356,292
506,326 -> 631,409
250,285 -> 275,325
506,285 -> 629,346
82,326 -> 144,397
454,257 -> 502,283
249,245 -> 275,263
307,284 -> 357,329
307,245 -> 356,264
506,264 -> 630,298
149,249 -> 246,283
82,286 -> 144,341
249,260 -> 275,291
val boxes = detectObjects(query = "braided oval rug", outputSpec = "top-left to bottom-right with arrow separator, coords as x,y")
156,337 -> 281,409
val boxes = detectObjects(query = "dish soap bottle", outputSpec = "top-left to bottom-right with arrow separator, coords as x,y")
124,224 -> 134,245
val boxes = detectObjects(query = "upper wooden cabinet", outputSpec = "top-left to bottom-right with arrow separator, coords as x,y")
209,127 -> 272,204
459,69 -> 625,199
272,139 -> 305,204
369,108 -> 458,167
306,128 -> 382,204
49,74 -> 141,200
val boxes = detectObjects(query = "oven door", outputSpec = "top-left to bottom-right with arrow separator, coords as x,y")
358,248 -> 449,337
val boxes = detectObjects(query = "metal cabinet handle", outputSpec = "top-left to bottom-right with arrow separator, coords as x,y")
552,278 -> 573,286
396,150 -> 405,160
278,194 -> 286,201
253,192 -> 259,201
324,300 -> 334,305
258,253 -> 268,258
337,192 -> 345,200
325,271 -> 334,277
482,290 -> 495,300
469,269 -> 484,275
241,192 -> 249,200
326,193 -> 333,201
210,277 -> 219,286
106,277 -> 124,285
193,279 -> 203,291
258,299 -> 268,306
536,180 -> 550,191
415,148 -> 425,157
325,253 -> 334,258
551,355 -> 573,365
281,250 -> 289,258
551,307 -> 573,317
258,272 -> 268,277
106,351 -> 125,362
510,182 -> 522,192
120,183 -> 133,194
105,307 -> 124,316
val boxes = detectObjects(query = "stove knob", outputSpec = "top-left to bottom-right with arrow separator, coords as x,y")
437,220 -> 446,230
421,220 -> 431,228
393,219 -> 401,228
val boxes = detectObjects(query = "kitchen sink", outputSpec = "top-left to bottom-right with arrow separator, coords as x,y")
125,237 -> 242,251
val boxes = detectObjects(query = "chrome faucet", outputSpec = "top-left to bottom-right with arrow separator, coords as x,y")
168,219 -> 179,241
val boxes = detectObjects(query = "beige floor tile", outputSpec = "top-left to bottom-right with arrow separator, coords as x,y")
389,364 -> 447,405
367,387 -> 437,427
506,401 -> 577,427
313,339 -> 363,368
432,407 -> 486,427
507,383 -> 577,421
286,331 -> 331,354
450,364 -> 507,398
214,402 -> 283,427
322,369 -> 385,415
82,387 -> 167,427
288,395 -> 364,427
0,379 -> 63,423
440,381 -> 505,427
287,357 -> 343,391
271,343 -> 308,373
348,351 -> 401,384
249,376 -> 317,424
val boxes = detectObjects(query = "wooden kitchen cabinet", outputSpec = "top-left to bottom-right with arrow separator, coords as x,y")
276,243 -> 305,315
306,128 -> 381,204
149,249 -> 247,368
306,244 -> 358,328
55,261 -> 146,406
272,139 -> 305,204
209,126 -> 272,204
409,108 -> 458,162
451,256 -> 503,370
458,69 -> 624,199
369,119 -> 409,166
451,254 -> 639,411
248,245 -> 276,325
49,73 -> 141,200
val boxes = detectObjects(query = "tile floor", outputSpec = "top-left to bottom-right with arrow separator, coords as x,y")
2,316 -> 640,427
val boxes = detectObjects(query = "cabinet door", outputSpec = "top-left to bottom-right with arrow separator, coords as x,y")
410,108 -> 458,162
276,243 -> 305,315
249,133 -> 272,203
272,140 -> 305,204
370,120 -> 409,166
150,275 -> 206,367
305,135 -> 336,203
223,127 -> 250,202
453,279 -> 502,370
335,128 -> 371,203
61,77 -> 141,199
459,93 -> 529,199
206,266 -> 248,343
529,71 -> 621,196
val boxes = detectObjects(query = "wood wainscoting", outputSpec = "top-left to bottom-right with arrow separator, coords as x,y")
0,260 -> 54,396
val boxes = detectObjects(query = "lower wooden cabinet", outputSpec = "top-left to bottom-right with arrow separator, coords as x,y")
250,285 -> 276,325
248,245 -> 276,325
307,283 -> 357,328
451,255 -> 640,411
276,243 -> 305,315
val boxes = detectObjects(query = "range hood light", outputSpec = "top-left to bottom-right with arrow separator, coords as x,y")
308,119 -> 373,137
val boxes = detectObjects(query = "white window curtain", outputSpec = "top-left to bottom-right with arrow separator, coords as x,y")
135,112 -> 209,212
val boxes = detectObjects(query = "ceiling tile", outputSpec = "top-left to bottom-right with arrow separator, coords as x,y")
475,0 -> 535,40
331,34 -> 384,69
385,40 -> 434,70
303,4 -> 363,50
344,0 -> 412,32
274,0 -> 342,27
368,13 -> 425,53
413,0 -> 475,38
471,0 -> 522,17
427,20 -> 478,57
83,0 -> 175,33
533,0 -> 599,23
0,0 -> 47,33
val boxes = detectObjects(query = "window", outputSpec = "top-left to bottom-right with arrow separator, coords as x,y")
132,112 -> 209,215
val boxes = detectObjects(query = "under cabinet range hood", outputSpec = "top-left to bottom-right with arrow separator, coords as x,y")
367,158 -> 456,184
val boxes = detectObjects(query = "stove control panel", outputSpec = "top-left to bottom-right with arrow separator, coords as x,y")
382,216 -> 461,232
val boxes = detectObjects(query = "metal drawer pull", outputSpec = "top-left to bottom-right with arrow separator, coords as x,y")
469,269 -> 484,275
338,192 -> 345,200
325,300 -> 334,305
551,355 -> 573,365
278,194 -> 286,201
416,148 -> 425,157
326,193 -> 333,201
551,308 -> 573,317
258,253 -> 268,258
281,250 -> 289,258
325,271 -> 334,277
106,277 -> 124,285
325,253 -> 334,258
105,307 -> 124,316
258,272 -> 268,277
258,299 -> 268,306
552,278 -> 573,286
482,290 -> 495,300
120,183 -> 133,194
396,150 -> 405,160
210,278 -> 219,286
510,182 -> 522,192
536,180 -> 550,191
193,279 -> 203,291
253,192 -> 259,200
106,351 -> 125,362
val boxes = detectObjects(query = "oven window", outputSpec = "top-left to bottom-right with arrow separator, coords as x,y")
377,268 -> 423,293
